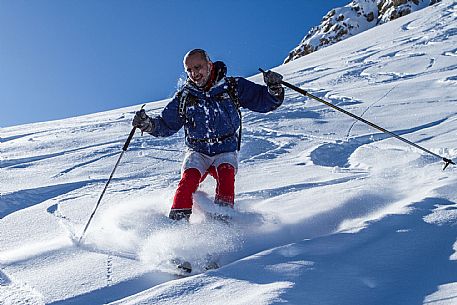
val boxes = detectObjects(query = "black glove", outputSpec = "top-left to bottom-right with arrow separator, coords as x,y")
263,70 -> 284,100
132,109 -> 153,132
263,70 -> 283,87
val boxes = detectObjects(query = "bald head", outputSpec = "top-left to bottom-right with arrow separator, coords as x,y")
183,49 -> 211,64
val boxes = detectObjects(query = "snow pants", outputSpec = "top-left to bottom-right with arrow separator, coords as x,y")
169,151 -> 237,221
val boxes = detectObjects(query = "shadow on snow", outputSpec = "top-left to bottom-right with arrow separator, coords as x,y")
218,197 -> 457,305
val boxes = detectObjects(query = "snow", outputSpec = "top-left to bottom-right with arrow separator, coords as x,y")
1,0 -> 457,304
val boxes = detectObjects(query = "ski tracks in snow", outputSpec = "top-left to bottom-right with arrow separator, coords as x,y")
345,84 -> 398,139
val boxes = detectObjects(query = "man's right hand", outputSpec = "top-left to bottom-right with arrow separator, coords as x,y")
132,109 -> 153,132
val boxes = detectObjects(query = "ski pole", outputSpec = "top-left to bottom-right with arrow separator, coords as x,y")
259,68 -> 455,170
78,104 -> 146,244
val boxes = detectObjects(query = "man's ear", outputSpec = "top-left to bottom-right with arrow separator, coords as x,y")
208,61 -> 213,71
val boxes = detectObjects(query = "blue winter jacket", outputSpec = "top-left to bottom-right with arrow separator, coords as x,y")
148,64 -> 283,156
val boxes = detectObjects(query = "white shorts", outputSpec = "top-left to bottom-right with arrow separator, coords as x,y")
181,150 -> 238,176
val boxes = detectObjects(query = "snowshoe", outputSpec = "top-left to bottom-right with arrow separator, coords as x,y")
171,258 -> 192,273
207,212 -> 232,224
204,261 -> 219,271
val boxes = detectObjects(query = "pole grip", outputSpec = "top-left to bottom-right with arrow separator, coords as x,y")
259,68 -> 308,95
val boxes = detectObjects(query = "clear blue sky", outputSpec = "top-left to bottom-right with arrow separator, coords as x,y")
0,0 -> 349,127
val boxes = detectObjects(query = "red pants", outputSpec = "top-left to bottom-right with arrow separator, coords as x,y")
171,163 -> 235,212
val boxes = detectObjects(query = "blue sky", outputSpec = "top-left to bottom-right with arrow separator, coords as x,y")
0,1 -> 349,128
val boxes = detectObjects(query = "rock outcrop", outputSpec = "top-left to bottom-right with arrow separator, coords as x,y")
284,0 -> 441,63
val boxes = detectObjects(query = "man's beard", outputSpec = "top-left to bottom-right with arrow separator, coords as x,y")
195,72 -> 211,88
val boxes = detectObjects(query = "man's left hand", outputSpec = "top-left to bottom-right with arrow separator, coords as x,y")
263,70 -> 284,101
263,70 -> 283,87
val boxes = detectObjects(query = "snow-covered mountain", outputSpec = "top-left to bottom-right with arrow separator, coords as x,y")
284,0 -> 441,63
1,0 -> 457,304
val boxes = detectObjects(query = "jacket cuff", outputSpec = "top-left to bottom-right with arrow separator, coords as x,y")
268,85 -> 285,104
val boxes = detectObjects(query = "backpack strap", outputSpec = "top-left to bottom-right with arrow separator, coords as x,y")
177,89 -> 187,122
177,89 -> 198,139
225,77 -> 242,151
177,89 -> 199,122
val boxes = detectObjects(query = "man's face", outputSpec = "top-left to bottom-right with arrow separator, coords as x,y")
184,54 -> 212,88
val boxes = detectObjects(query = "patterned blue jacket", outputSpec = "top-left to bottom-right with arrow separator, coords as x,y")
148,63 -> 283,156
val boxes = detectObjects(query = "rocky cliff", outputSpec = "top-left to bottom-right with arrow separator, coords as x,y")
284,0 -> 441,63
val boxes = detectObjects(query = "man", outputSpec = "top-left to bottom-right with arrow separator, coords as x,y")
132,49 -> 284,221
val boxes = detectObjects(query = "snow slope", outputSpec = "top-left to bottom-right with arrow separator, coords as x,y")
1,0 -> 457,304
